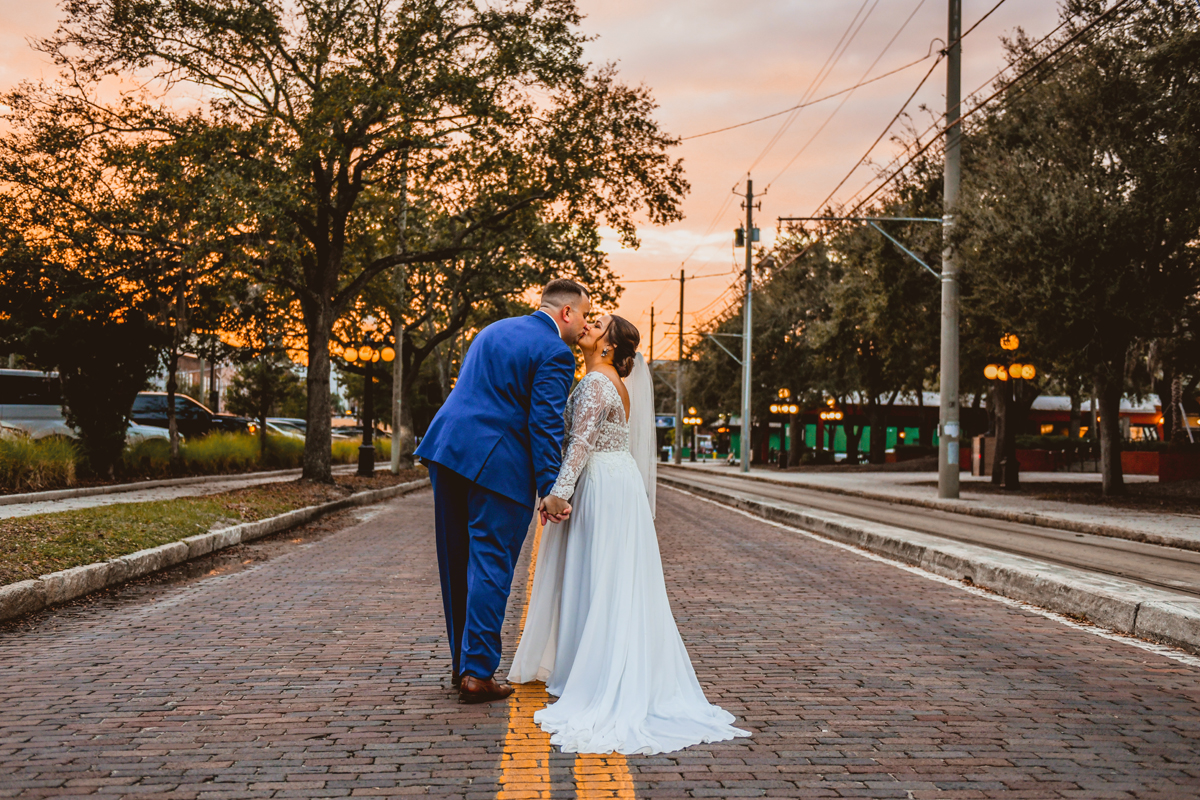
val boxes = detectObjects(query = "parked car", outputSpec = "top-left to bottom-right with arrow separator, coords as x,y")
1,370 -> 178,444
268,417 -> 307,434
263,420 -> 304,438
0,369 -> 74,439
130,392 -> 257,439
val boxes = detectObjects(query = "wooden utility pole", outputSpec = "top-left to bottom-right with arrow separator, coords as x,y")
674,273 -> 685,465
649,306 -> 655,364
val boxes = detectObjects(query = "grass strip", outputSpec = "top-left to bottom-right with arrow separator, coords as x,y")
0,469 -> 426,586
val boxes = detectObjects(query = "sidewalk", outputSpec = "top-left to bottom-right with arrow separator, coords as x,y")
2,485 -> 1198,798
0,465 -> 360,521
664,461 -> 1200,550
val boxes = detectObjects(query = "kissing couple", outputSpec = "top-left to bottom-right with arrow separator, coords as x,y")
415,278 -> 749,755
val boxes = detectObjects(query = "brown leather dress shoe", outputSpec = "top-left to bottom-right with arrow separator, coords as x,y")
451,669 -> 461,689
458,675 -> 515,704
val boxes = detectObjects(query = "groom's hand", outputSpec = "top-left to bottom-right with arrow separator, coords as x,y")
540,496 -> 572,525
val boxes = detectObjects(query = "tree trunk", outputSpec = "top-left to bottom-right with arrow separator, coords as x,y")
1068,388 -> 1082,440
391,324 -> 414,470
302,302 -> 334,483
788,413 -> 802,466
990,382 -> 1007,485
1155,366 -> 1174,443
1170,372 -> 1188,446
1095,361 -> 1125,497
844,421 -> 862,464
867,403 -> 887,465
166,347 -> 180,466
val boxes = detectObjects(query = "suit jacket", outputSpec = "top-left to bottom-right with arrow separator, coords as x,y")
415,312 -> 576,507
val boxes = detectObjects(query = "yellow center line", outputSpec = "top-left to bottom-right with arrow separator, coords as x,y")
574,753 -> 636,799
497,522 -> 553,800
496,521 -> 637,799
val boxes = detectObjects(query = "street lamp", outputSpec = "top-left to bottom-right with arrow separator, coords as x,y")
770,391 -> 800,469
340,325 -> 396,477
683,407 -> 703,462
983,335 -> 1036,490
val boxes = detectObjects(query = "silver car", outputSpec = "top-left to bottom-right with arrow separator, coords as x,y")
0,369 -> 171,444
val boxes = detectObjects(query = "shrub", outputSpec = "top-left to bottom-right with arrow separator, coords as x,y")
332,437 -> 391,464
0,435 -> 78,492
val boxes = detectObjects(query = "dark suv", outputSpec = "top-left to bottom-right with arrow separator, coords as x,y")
130,392 -> 255,439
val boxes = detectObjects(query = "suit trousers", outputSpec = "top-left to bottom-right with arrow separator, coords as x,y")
428,461 -> 535,679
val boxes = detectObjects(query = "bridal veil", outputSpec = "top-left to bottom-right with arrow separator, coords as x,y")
624,352 -> 657,517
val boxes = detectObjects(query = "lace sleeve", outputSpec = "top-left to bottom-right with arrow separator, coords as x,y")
549,376 -> 609,500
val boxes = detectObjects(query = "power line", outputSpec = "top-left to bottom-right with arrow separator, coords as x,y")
803,0 -> 1010,216
680,52 -> 936,142
766,0 -> 930,190
747,0 -> 879,174
828,0 -> 1129,221
808,53 -> 945,215
850,0 -> 1137,217
621,269 -> 738,284
774,0 -> 1140,277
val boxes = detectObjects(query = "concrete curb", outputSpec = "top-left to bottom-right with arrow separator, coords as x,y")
660,465 -> 1200,553
661,474 -> 1200,655
0,478 -> 430,624
0,464 -> 360,507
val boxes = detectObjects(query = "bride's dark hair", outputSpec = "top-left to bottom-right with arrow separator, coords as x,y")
606,315 -> 641,378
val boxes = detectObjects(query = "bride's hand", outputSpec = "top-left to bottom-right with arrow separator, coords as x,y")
541,496 -> 572,524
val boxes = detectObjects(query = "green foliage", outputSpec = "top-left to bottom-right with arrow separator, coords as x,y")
226,359 -> 306,422
0,237 -> 164,479
0,0 -> 689,481
0,436 -> 77,493
331,437 -> 391,464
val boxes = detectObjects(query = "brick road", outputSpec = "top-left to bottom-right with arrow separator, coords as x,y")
1,486 -> 1199,798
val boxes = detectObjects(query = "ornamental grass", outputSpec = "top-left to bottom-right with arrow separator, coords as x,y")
0,436 -> 77,493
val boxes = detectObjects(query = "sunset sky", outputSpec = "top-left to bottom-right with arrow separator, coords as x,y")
0,0 -> 1065,359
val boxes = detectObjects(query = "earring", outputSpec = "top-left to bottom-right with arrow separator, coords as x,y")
601,347 -> 610,358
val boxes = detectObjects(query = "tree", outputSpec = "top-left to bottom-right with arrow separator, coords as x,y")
3,0 -> 687,482
955,1 -> 1200,494
226,357 -> 306,453
0,234 -> 163,478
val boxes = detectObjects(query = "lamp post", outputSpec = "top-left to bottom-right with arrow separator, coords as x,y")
682,407 -> 704,462
817,401 -> 843,457
984,333 -> 1035,490
340,326 -> 396,477
769,388 -> 799,468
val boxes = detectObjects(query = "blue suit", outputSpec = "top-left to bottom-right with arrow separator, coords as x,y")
415,312 -> 575,679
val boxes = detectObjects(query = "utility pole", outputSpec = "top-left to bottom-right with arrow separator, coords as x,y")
938,0 -> 963,498
739,178 -> 755,473
674,272 -> 685,465
649,306 -> 655,364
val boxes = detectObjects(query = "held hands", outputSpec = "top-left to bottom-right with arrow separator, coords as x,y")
540,495 -> 572,526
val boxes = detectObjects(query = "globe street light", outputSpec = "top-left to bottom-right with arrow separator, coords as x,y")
982,335 -> 1036,490
341,328 -> 396,477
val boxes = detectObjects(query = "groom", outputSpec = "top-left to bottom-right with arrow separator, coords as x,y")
415,278 -> 591,703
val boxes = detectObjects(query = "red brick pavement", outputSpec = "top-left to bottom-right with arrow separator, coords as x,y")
0,486 -> 1198,798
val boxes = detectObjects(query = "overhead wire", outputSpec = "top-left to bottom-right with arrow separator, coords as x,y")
765,0 -> 930,190
817,1 -> 1092,218
680,52 -> 937,142
770,0 -> 1140,283
804,0 -> 1013,217
747,0 -> 878,174
845,0 -> 1137,218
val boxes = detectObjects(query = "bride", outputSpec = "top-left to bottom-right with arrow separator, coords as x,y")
508,313 -> 751,755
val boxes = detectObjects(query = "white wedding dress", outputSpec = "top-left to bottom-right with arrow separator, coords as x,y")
508,357 -> 750,755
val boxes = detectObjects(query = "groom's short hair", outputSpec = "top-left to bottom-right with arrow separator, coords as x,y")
540,278 -> 589,309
